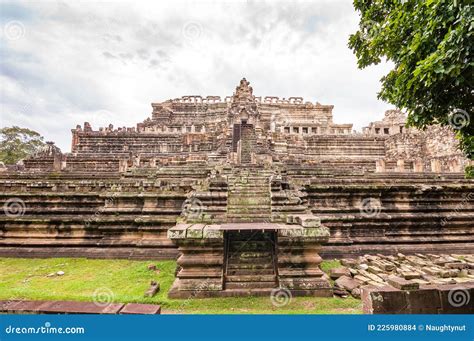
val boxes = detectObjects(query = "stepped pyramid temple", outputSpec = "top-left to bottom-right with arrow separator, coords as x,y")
1,78 -> 473,298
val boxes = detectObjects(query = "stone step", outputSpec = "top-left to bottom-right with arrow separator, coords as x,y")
227,209 -> 271,215
228,256 -> 273,264
227,211 -> 270,216
227,218 -> 271,223
228,193 -> 269,197
228,185 -> 268,190
229,251 -> 272,259
228,189 -> 268,193
225,281 -> 277,290
227,198 -> 272,205
229,183 -> 268,187
271,205 -> 308,212
225,275 -> 276,282
226,218 -> 271,223
228,244 -> 272,252
226,263 -> 274,270
226,215 -> 271,219
227,268 -> 275,276
228,241 -> 272,248
229,177 -> 269,182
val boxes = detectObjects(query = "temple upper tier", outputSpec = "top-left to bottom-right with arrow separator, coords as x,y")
19,78 -> 467,173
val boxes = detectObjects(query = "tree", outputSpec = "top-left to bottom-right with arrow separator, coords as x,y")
349,0 -> 473,159
0,126 -> 46,164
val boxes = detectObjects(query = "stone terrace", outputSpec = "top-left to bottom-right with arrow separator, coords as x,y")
1,78 -> 472,298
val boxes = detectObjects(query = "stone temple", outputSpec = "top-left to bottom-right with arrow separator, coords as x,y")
1,78 -> 472,298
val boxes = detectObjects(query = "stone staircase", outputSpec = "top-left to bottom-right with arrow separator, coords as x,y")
224,231 -> 278,291
226,168 -> 272,222
270,173 -> 309,222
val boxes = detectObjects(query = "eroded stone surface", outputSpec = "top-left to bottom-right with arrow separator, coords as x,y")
332,253 -> 474,299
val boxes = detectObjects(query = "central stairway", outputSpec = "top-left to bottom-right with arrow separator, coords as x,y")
224,231 -> 278,291
226,168 -> 272,223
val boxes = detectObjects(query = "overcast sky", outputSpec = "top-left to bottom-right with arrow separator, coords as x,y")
0,0 -> 394,151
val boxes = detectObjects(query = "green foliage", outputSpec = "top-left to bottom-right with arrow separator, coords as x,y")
0,126 -> 46,164
349,0 -> 473,159
465,165 -> 474,178
320,259 -> 342,273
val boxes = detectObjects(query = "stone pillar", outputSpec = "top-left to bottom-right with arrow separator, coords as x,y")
431,159 -> 441,173
53,152 -> 62,172
277,223 -> 332,297
119,159 -> 128,173
396,160 -> 405,172
413,159 -> 424,172
449,159 -> 462,172
149,158 -> 156,168
60,157 -> 67,171
133,155 -> 140,167
168,224 -> 224,298
375,160 -> 386,173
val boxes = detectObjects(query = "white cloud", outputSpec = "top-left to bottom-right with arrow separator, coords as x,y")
0,0 -> 394,151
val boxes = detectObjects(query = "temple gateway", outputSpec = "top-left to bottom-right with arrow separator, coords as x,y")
1,79 -> 472,298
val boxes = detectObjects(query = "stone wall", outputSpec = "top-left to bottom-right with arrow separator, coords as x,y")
1,165 -> 473,259
384,125 -> 466,172
302,172 -> 474,257
362,283 -> 474,314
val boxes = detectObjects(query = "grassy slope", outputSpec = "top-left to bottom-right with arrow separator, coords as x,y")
0,257 -> 361,314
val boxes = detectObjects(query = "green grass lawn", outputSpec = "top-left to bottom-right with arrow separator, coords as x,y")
0,257 -> 362,314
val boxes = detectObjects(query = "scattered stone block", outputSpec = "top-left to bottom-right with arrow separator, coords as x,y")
330,267 -> 351,280
367,266 -> 383,274
368,280 -> 385,287
341,259 -> 357,267
349,268 -> 359,276
387,276 -> 419,291
333,287 -> 349,297
424,267 -> 441,276
359,270 -> 384,283
401,271 -> 421,280
445,262 -> 469,269
335,275 -> 359,291
144,281 -> 160,298
354,275 -> 371,284
351,287 -> 361,299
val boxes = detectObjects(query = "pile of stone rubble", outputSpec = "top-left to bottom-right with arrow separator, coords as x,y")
328,253 -> 474,299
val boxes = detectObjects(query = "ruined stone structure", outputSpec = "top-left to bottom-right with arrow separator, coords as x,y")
1,78 -> 472,298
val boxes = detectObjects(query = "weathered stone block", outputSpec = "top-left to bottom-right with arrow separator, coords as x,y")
387,275 -> 419,291
362,285 -> 409,314
186,223 -> 205,238
203,225 -> 224,239
335,275 -> 359,291
330,267 -> 351,280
